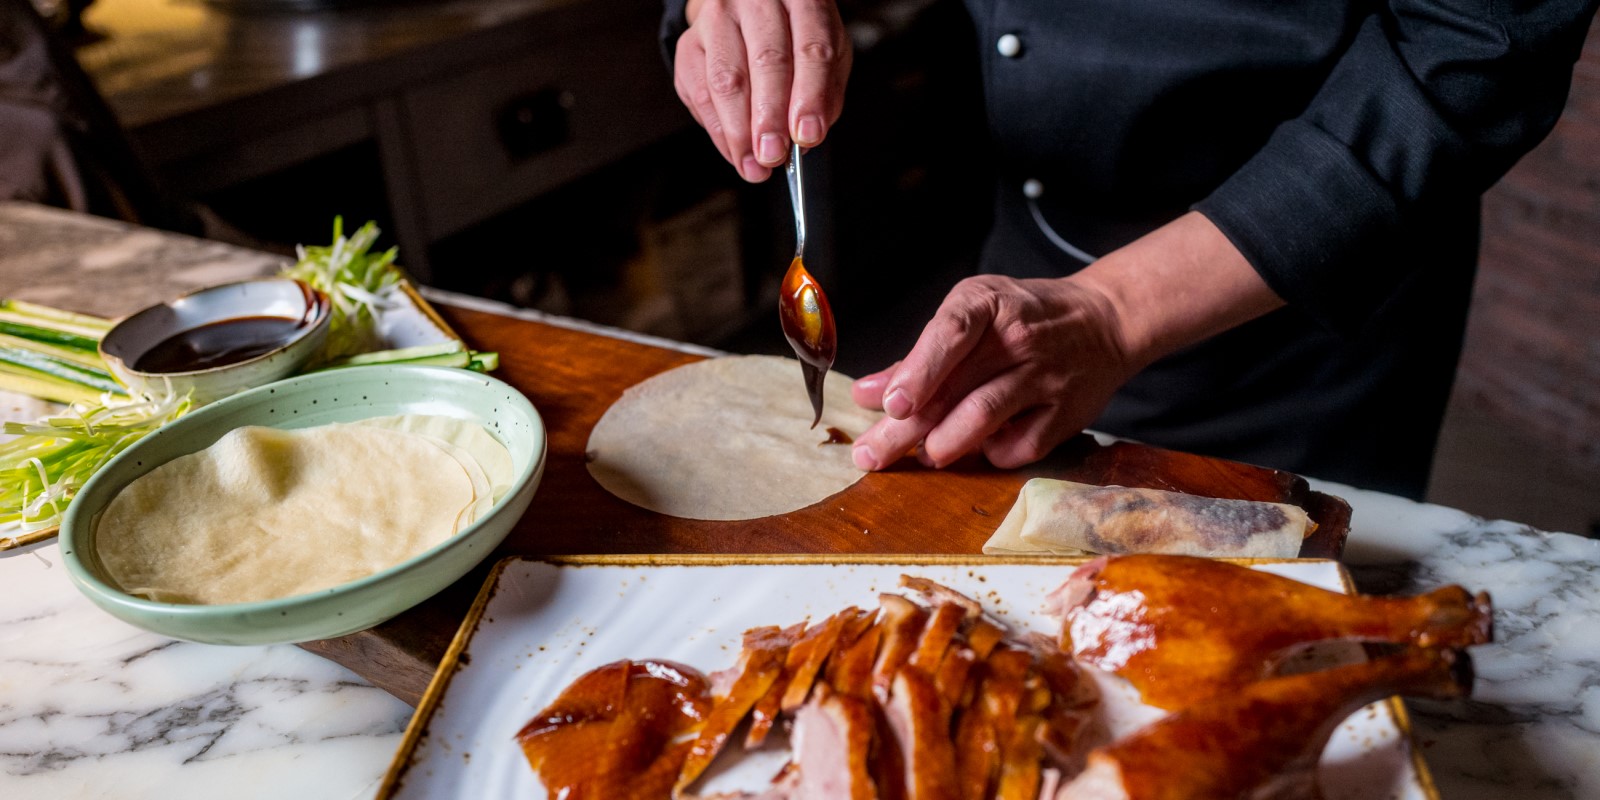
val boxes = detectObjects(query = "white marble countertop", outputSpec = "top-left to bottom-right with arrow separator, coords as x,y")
2,204 -> 1596,799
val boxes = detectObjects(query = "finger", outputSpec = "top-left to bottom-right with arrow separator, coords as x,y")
882,284 -> 996,419
700,11 -> 768,182
851,368 -> 977,471
785,0 -> 850,147
674,36 -> 735,166
738,0 -> 794,167
920,367 -> 1033,467
851,412 -> 937,471
981,404 -> 1088,469
850,361 -> 902,410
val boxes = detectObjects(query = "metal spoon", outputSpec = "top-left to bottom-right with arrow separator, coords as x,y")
778,143 -> 836,428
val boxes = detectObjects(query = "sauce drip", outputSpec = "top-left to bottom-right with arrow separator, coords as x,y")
778,256 -> 836,427
517,660 -> 711,798
133,316 -> 308,373
819,426 -> 853,446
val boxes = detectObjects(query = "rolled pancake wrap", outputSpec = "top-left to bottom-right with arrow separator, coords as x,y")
983,478 -> 1310,558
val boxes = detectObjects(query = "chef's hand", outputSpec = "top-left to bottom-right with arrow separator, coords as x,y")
849,276 -> 1135,469
850,211 -> 1287,470
673,0 -> 851,182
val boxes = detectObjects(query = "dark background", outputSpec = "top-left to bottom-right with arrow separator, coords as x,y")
28,0 -> 1600,534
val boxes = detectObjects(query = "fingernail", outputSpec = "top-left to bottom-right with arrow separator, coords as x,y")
854,373 -> 885,393
758,133 -> 783,165
796,115 -> 823,146
852,443 -> 878,471
741,156 -> 765,182
883,388 -> 912,419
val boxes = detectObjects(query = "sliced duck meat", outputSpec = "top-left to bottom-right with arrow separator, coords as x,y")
884,667 -> 960,800
676,627 -> 797,794
746,621 -> 809,749
791,684 -> 879,799
873,594 -> 929,700
780,607 -> 861,713
909,603 -> 967,674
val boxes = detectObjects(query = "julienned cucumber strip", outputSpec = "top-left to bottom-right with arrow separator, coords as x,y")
0,332 -> 108,371
0,350 -> 124,394
0,346 -> 117,382
314,350 -> 472,371
468,352 -> 499,372
316,341 -> 465,368
0,300 -> 113,333
0,372 -> 105,405
0,319 -> 100,352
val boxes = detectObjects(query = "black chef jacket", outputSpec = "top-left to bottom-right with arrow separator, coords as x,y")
661,0 -> 1597,498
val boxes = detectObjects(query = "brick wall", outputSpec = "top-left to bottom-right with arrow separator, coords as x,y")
1456,16 -> 1600,472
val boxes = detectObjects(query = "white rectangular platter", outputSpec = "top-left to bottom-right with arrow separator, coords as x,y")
379,556 -> 1438,799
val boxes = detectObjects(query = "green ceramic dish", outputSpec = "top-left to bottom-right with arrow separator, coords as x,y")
60,365 -> 546,646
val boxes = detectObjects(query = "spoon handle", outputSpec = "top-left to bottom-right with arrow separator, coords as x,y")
786,142 -> 806,258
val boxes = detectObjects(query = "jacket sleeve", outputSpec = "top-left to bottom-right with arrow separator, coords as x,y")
660,0 -> 692,71
1193,2 -> 1598,333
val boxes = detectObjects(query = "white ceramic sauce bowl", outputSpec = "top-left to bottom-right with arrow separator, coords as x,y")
99,278 -> 331,405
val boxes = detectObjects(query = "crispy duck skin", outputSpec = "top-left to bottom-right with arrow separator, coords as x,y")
1053,554 -> 1493,709
964,617 -> 1009,662
747,622 -> 809,749
779,608 -> 860,712
994,714 -> 1043,800
517,660 -> 711,799
874,594 -> 930,699
675,626 -> 797,795
1055,647 -> 1475,800
901,575 -> 986,620
935,645 -> 978,708
829,612 -> 886,701
910,603 -> 967,674
953,647 -> 1033,800
886,668 -> 962,800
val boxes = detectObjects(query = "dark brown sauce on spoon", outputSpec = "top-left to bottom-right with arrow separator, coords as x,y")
778,256 -> 836,428
133,316 -> 308,373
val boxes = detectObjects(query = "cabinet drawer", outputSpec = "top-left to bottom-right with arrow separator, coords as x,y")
402,14 -> 689,240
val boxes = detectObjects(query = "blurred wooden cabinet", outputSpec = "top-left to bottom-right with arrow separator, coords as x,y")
399,18 -> 680,243
76,0 -> 691,281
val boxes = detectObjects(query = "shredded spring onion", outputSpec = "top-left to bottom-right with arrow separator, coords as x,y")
282,218 -> 404,362
0,390 -> 191,531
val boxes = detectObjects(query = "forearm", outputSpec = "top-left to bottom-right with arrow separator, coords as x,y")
1071,210 -> 1284,371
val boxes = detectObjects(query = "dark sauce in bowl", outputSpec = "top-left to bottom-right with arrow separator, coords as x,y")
133,316 -> 308,373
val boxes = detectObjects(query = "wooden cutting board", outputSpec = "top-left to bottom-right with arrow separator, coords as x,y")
299,303 -> 1350,705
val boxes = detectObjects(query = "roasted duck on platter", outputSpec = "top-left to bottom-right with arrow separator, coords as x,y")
515,556 -> 1492,800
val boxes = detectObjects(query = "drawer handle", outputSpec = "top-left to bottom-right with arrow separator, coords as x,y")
496,88 -> 574,161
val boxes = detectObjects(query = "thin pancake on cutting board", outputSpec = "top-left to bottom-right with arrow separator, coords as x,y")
586,355 -> 881,520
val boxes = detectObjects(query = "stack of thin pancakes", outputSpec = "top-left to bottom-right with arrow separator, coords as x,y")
95,415 -> 512,605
